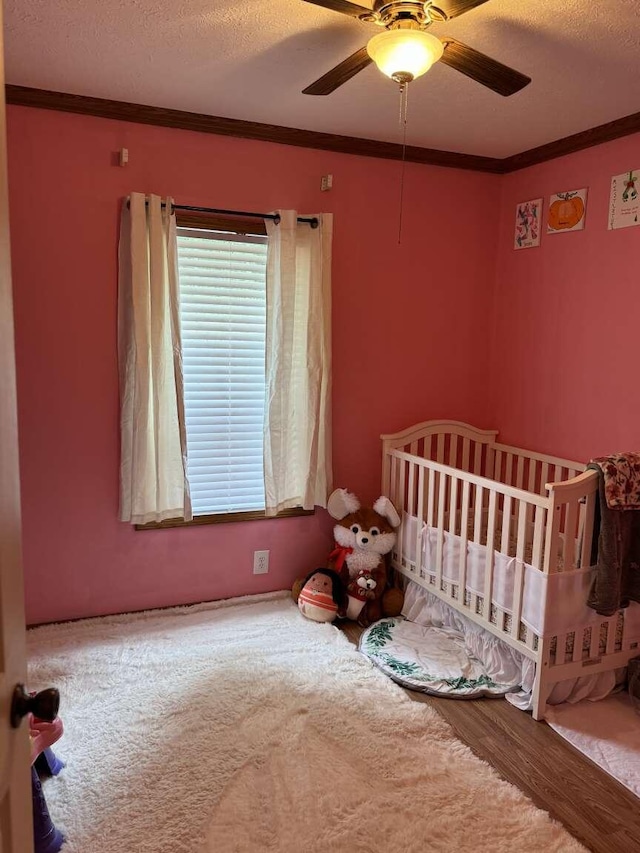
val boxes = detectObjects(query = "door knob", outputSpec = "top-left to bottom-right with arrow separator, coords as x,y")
10,685 -> 60,729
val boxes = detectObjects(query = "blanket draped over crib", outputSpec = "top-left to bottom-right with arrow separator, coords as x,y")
587,457 -> 640,616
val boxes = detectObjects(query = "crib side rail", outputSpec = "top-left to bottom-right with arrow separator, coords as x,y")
532,611 -> 640,721
387,448 -> 549,659
387,449 -> 549,511
492,441 -> 584,497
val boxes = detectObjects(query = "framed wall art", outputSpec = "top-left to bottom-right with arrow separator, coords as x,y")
547,189 -> 587,233
514,198 -> 542,249
608,170 -> 640,230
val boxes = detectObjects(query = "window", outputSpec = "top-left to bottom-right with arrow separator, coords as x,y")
123,204 -> 330,530
177,218 -> 268,517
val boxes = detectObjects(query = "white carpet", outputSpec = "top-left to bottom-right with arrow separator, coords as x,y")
546,692 -> 640,798
28,592 -> 586,853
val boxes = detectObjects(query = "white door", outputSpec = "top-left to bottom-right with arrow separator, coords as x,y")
0,0 -> 34,847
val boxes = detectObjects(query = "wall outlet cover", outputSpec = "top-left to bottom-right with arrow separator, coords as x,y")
253,550 -> 269,574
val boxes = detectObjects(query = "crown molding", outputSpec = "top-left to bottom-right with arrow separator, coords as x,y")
4,85 -> 502,173
6,85 -> 640,175
500,109 -> 640,172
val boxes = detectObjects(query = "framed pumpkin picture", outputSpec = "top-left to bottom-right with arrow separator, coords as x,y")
547,188 -> 588,234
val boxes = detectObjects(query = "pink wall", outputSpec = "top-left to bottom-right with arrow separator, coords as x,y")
7,106 -> 499,624
491,134 -> 640,462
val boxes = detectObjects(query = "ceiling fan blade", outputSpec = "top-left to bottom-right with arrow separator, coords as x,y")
431,0 -> 491,19
439,38 -> 531,96
300,0 -> 375,20
303,47 -> 373,95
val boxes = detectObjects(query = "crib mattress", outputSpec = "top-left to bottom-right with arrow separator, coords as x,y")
359,617 -> 521,698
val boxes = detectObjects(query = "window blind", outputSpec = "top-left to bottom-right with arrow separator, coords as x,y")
177,227 -> 268,515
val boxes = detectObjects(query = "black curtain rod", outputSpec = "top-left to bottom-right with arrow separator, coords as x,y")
128,199 -> 318,228
174,204 -> 318,228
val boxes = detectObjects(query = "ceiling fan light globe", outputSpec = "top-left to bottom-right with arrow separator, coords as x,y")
366,30 -> 444,81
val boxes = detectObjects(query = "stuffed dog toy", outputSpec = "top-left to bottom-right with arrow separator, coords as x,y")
292,488 -> 403,627
327,488 -> 403,627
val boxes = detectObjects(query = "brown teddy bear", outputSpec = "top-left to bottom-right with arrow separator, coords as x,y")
345,569 -> 378,622
293,488 -> 404,627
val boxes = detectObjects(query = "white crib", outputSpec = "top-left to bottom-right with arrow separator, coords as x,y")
381,419 -> 640,721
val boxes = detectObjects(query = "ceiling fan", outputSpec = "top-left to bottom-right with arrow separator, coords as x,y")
301,0 -> 531,96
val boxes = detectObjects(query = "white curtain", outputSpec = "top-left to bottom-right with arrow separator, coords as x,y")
118,193 -> 191,524
264,210 -> 333,514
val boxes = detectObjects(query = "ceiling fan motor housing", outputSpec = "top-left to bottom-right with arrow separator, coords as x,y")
369,1 -> 445,28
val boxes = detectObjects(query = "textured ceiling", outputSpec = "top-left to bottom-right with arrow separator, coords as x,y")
4,0 -> 640,158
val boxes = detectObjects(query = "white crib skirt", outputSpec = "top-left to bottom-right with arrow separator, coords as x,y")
400,512 -> 602,639
401,581 -> 621,711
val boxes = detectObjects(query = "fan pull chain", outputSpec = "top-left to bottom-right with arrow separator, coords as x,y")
398,82 -> 409,245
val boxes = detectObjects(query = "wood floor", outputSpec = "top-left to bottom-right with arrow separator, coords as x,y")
341,623 -> 640,853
